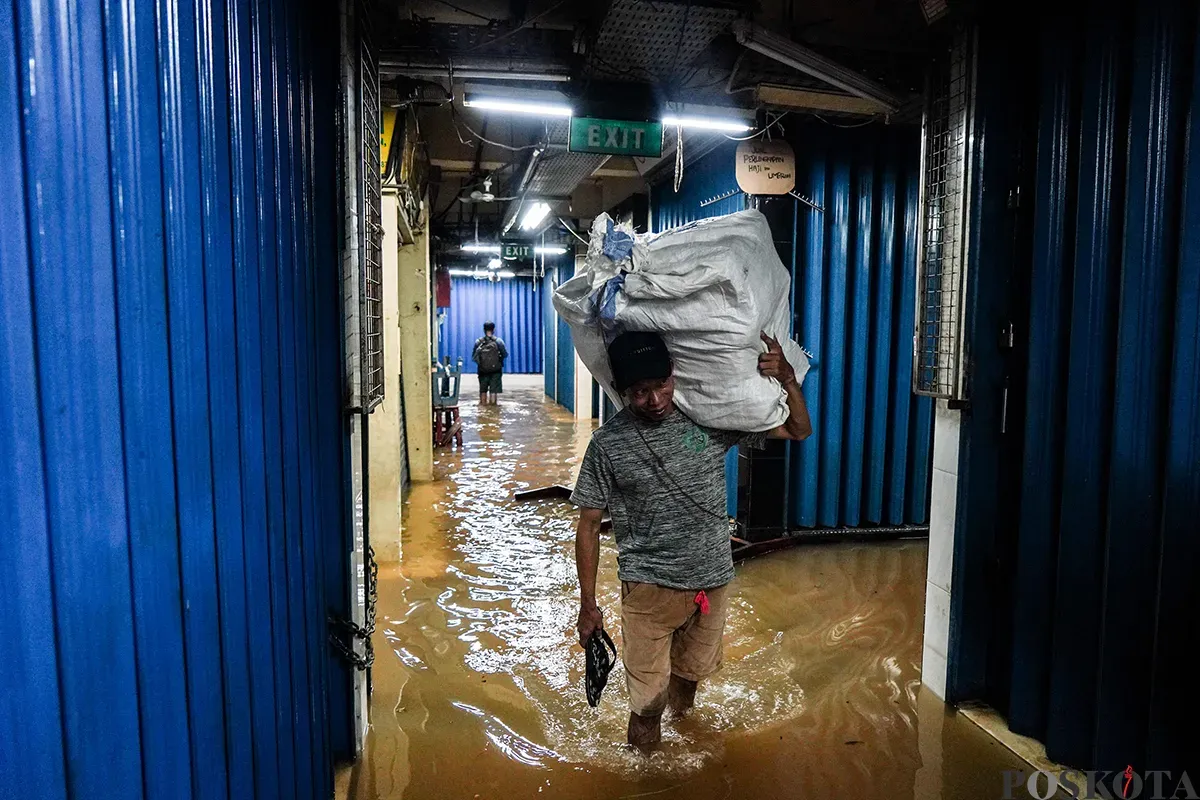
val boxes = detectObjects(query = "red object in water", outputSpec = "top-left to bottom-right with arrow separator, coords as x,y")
436,267 -> 452,307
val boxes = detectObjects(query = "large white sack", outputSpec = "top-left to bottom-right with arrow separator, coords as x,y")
553,209 -> 809,432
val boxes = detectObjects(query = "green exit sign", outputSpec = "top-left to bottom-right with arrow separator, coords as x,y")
568,117 -> 663,158
501,242 -> 534,260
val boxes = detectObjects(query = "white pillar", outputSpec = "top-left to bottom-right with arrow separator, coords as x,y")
571,253 -> 590,419
575,353 -> 593,421
922,399 -> 962,700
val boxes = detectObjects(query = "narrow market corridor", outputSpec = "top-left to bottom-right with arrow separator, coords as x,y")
341,377 -> 1030,800
6,1 -> 1199,795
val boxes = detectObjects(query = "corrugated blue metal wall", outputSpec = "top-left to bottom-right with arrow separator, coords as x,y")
0,0 -> 342,797
543,270 -> 557,398
654,154 -> 748,228
1001,0 -> 1200,773
790,129 -> 933,528
651,133 -> 933,529
555,261 -> 577,412
542,260 -> 584,409
439,276 -> 543,374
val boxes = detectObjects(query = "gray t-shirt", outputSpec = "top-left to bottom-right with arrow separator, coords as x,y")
570,407 -> 767,590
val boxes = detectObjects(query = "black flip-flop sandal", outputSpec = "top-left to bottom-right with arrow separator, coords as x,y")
585,628 -> 618,708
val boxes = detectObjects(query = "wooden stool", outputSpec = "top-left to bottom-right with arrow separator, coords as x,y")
434,405 -> 462,447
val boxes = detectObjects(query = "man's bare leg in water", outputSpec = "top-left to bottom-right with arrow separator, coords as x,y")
627,712 -> 662,753
668,674 -> 698,715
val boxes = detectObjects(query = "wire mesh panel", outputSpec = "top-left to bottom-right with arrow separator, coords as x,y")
914,25 -> 976,399
359,5 -> 384,411
589,0 -> 739,83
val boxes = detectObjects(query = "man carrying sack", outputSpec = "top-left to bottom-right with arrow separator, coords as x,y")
571,330 -> 811,752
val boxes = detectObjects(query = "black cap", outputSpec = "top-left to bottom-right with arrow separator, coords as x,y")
608,331 -> 672,393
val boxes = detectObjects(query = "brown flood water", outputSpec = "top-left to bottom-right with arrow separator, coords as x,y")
343,376 -> 1030,800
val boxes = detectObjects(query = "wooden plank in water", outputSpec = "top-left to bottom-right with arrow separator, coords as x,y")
513,484 -> 574,501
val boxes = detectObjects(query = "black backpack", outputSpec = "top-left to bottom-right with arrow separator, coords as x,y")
476,336 -> 502,372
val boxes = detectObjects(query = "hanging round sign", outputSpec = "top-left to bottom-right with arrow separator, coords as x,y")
735,139 -> 796,195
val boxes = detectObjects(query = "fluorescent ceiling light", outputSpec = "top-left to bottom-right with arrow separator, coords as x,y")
486,258 -> 502,270
448,267 -> 517,279
520,202 -> 551,231
463,96 -> 573,118
661,115 -> 753,133
459,243 -> 567,255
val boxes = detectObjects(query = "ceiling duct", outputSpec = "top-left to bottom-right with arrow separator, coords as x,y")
500,143 -> 549,234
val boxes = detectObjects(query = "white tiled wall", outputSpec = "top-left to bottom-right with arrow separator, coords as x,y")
933,401 -> 961,474
923,583 -> 952,700
923,400 -> 961,699
575,352 -> 593,421
573,254 -> 592,420
928,468 -> 957,593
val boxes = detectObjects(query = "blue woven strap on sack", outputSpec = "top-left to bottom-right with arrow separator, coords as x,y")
602,218 -> 635,262
596,274 -> 626,346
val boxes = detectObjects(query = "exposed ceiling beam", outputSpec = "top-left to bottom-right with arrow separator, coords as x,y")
754,84 -> 889,116
430,158 -> 510,173
379,54 -> 572,82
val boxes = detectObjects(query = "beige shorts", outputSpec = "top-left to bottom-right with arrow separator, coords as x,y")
620,581 -> 730,717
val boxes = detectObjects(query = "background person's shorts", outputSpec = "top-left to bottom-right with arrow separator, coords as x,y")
620,581 -> 730,716
478,371 -> 503,393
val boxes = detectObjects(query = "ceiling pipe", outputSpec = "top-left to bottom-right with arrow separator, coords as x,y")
731,21 -> 903,113
379,55 -> 572,82
500,145 -> 547,235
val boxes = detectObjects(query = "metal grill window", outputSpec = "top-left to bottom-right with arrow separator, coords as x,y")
359,13 -> 384,411
914,26 -> 975,399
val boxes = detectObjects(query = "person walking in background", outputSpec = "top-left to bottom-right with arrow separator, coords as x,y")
472,321 -> 508,405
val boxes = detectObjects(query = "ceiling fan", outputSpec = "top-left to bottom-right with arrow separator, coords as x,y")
459,177 -> 515,204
